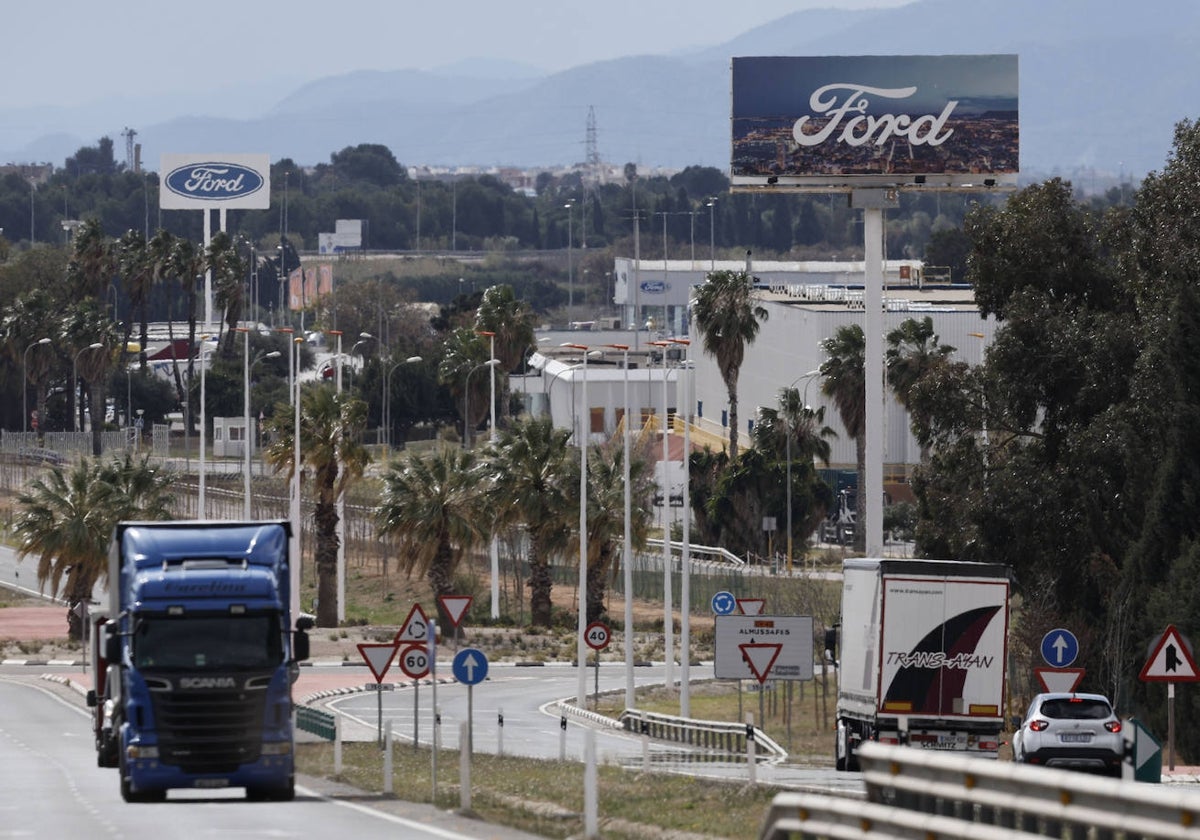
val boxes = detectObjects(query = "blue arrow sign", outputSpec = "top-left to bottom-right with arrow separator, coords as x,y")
452,647 -> 489,686
1040,628 -> 1079,668
711,590 -> 737,616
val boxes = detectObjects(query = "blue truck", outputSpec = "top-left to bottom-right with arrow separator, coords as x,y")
92,520 -> 312,802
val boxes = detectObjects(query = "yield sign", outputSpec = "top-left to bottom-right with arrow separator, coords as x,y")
1140,625 -> 1200,682
358,643 -> 398,682
1035,667 -> 1085,693
738,598 -> 765,616
739,643 -> 782,684
394,603 -> 430,645
439,595 -> 473,628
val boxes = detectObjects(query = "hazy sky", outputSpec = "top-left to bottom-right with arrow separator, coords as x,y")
5,0 -> 911,109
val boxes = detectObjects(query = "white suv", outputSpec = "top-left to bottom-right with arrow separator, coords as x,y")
1012,692 -> 1124,776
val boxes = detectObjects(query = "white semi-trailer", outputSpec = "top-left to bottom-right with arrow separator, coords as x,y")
835,557 -> 1011,771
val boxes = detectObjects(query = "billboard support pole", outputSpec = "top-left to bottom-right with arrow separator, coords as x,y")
203,209 -> 213,333
851,190 -> 894,557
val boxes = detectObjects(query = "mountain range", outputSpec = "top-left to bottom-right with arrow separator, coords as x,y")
5,0 -> 1198,182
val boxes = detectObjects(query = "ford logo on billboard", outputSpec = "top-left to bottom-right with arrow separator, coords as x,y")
164,162 -> 264,202
640,280 -> 668,294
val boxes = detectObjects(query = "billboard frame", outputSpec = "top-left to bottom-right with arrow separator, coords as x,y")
730,54 -> 1019,194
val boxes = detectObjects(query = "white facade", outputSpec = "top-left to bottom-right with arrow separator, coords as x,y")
691,293 -> 996,470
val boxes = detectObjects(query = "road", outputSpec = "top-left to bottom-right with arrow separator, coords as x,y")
331,660 -> 865,794
0,675 -> 543,839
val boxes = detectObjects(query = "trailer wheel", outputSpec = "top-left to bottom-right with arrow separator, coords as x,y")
835,720 -> 849,772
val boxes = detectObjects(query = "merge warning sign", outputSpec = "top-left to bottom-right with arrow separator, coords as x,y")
714,615 -> 814,681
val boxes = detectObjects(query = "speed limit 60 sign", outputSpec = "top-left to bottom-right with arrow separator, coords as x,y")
585,621 -> 611,651
397,642 -> 430,680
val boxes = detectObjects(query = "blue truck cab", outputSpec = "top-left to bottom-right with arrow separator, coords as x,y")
103,520 -> 311,802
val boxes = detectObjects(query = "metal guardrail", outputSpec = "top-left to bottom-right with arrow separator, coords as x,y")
619,708 -> 787,760
296,705 -> 337,741
644,537 -> 746,568
757,793 -> 1039,840
758,741 -> 1200,840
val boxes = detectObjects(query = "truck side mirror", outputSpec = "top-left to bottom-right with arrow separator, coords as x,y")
293,617 -> 314,662
824,627 -> 839,666
104,621 -> 120,663
86,689 -> 98,708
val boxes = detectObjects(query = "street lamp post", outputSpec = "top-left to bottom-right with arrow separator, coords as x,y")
670,337 -> 692,716
385,355 -> 423,452
348,332 -> 373,391
786,370 -> 822,575
291,336 -> 303,626
477,331 -> 501,619
463,359 -> 500,449
649,340 -> 674,692
605,343 -> 635,708
562,342 -> 593,709
22,337 -> 51,437
565,200 -> 575,326
329,330 -> 347,623
72,342 -> 103,433
707,198 -> 717,271
198,339 -> 216,519
242,332 -> 280,518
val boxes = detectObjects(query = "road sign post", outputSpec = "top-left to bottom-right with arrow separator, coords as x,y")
1040,628 -> 1079,668
1139,624 -> 1200,771
398,642 -> 431,748
357,642 -> 398,745
585,621 -> 611,706
439,595 -> 473,650
452,647 -> 488,754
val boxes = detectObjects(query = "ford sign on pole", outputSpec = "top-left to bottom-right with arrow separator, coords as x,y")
160,154 -> 271,210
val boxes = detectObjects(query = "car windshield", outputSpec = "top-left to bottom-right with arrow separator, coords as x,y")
1039,698 -> 1112,720
133,614 -> 283,670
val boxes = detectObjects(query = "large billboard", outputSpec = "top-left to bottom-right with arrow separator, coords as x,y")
159,153 -> 272,209
731,55 -> 1018,191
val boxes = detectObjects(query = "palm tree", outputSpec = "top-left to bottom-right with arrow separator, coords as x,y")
475,284 -> 536,424
171,235 -> 206,432
376,448 -> 488,627
65,218 -> 115,302
488,416 -> 574,627
208,231 -> 246,353
13,455 -> 175,639
753,387 -> 838,554
438,327 -> 490,444
264,383 -> 370,627
148,230 -> 186,402
821,324 -> 867,545
691,269 -> 769,461
885,316 -> 957,461
64,300 -> 121,455
568,439 -> 655,623
115,229 -> 154,371
1,289 -> 59,437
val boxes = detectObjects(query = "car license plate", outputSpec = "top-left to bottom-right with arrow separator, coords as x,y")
1060,733 -> 1092,743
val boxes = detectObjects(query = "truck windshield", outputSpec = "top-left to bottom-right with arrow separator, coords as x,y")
133,615 -> 283,670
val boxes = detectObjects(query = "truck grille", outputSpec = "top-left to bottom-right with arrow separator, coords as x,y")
148,684 -> 268,774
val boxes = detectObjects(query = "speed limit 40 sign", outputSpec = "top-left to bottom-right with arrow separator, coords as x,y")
585,621 -> 611,651
397,642 -> 431,680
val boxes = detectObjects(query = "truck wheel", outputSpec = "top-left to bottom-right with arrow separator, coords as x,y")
835,721 -> 849,772
247,778 -> 294,802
